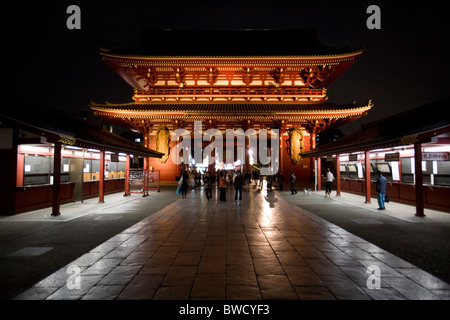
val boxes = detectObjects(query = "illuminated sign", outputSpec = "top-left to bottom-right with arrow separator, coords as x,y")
384,152 -> 400,162
422,152 -> 448,161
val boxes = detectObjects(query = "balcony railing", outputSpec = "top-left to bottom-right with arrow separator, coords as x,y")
134,86 -> 325,97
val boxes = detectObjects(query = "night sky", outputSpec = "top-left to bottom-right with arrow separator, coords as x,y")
2,1 -> 449,134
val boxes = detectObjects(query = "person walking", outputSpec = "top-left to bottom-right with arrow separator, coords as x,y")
259,174 -> 264,191
376,170 -> 387,210
266,175 -> 273,192
204,171 -> 213,200
278,172 -> 285,191
325,168 -> 334,198
289,169 -> 297,194
253,170 -> 260,187
245,171 -> 251,186
181,171 -> 189,199
219,170 -> 227,201
234,171 -> 244,202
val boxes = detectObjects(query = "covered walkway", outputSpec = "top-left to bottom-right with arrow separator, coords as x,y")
0,94 -> 163,216
14,185 -> 450,301
304,98 -> 450,216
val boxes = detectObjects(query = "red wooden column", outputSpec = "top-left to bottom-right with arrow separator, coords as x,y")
310,131 -> 317,184
142,127 -> 150,197
414,143 -> 425,217
245,137 -> 250,173
51,142 -> 62,216
16,154 -> 24,188
364,150 -> 371,203
124,154 -> 130,196
317,157 -> 321,191
143,156 -> 149,197
99,150 -> 105,203
335,154 -> 341,196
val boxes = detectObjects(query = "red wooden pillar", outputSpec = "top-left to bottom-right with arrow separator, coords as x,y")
364,150 -> 371,203
279,134 -> 285,177
335,154 -> 341,196
124,154 -> 130,196
143,127 -> 150,197
143,156 -> 149,197
16,154 -> 24,188
317,157 -> 321,191
414,143 -> 425,217
245,136 -> 250,173
99,150 -> 105,203
51,141 -> 62,216
310,131 -> 317,184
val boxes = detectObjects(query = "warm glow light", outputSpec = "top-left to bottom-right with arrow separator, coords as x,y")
19,145 -> 51,154
424,146 -> 450,152
65,145 -> 82,150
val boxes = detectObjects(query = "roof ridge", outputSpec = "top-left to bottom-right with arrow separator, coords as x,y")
100,29 -> 363,58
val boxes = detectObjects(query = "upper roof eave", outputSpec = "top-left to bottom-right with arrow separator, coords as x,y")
90,101 -> 372,117
99,49 -> 365,62
99,29 -> 364,60
301,98 -> 450,157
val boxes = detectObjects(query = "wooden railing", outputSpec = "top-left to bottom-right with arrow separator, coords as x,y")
134,87 -> 324,97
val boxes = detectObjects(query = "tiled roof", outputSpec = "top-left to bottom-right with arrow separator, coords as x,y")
101,29 -> 362,58
302,98 -> 450,156
0,95 -> 163,157
90,101 -> 371,117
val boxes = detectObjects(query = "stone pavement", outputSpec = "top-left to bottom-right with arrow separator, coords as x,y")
14,185 -> 450,300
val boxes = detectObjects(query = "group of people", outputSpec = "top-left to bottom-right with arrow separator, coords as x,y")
179,169 -> 284,202
178,169 -> 246,202
322,168 -> 388,210
178,168 -> 388,211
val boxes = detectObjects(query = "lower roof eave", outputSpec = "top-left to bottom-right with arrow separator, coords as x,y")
301,138 -> 403,158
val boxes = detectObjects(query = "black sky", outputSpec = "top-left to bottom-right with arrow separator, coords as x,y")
2,1 -> 449,134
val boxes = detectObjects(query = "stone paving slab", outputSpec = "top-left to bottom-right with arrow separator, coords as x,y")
14,187 -> 450,300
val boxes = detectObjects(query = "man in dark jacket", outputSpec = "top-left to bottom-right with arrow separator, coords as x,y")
234,171 -> 244,202
204,171 -> 213,200
376,170 -> 387,210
